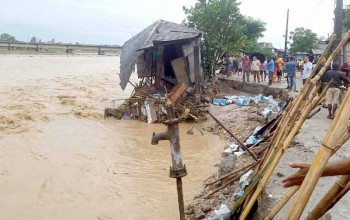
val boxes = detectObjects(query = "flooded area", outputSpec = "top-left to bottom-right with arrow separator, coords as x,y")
0,55 -> 225,220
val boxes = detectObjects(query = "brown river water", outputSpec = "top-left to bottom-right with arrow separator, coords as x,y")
0,55 -> 225,220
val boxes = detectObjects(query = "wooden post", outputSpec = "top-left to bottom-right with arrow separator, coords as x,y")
155,46 -> 164,89
194,38 -> 201,95
333,0 -> 343,64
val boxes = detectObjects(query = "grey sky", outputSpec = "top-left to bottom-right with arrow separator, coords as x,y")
0,0 -> 337,47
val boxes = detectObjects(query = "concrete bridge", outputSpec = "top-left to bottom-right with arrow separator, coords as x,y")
0,41 -> 122,55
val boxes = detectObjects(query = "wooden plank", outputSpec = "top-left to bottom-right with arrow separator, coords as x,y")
170,82 -> 188,103
171,57 -> 191,86
145,104 -> 157,123
155,47 -> 164,88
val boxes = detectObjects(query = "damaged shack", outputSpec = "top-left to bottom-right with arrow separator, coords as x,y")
106,19 -> 207,123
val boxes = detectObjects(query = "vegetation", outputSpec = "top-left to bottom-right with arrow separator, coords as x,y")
344,5 -> 350,31
183,0 -> 266,77
0,33 -> 16,42
289,27 -> 318,54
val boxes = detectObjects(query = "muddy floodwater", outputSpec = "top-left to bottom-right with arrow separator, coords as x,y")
0,55 -> 225,220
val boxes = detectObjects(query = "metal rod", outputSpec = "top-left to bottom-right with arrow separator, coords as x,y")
176,178 -> 185,220
207,111 -> 258,161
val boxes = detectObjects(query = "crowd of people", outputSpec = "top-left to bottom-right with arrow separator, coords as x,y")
225,54 -> 350,120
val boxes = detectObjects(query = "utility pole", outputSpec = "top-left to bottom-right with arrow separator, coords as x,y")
334,0 -> 343,64
284,9 -> 289,60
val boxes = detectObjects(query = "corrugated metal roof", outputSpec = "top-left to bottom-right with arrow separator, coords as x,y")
119,19 -> 202,90
311,48 -> 324,55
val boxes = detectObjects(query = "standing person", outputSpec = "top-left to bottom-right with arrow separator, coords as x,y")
285,57 -> 297,91
232,57 -> 239,76
298,59 -> 304,72
301,56 -> 312,84
267,57 -> 275,86
260,59 -> 268,81
251,56 -> 261,83
238,59 -> 243,75
341,62 -> 350,77
314,57 -> 330,107
242,55 -> 251,82
226,54 -> 234,77
276,55 -> 284,83
322,63 -> 350,119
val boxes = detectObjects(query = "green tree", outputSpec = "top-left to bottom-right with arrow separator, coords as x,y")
241,17 -> 267,54
183,1 -> 266,77
289,27 -> 318,54
243,16 -> 266,40
0,33 -> 16,42
30,37 -> 37,43
344,6 -> 350,31
183,0 -> 246,77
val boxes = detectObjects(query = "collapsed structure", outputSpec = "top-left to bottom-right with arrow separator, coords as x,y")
105,20 -> 207,123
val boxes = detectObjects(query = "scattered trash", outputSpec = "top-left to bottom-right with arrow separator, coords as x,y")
234,191 -> 244,201
239,169 -> 254,190
223,143 -> 239,154
213,98 -> 220,105
276,172 -> 285,178
220,99 -> 227,106
211,204 -> 231,220
187,124 -> 204,135
245,135 -> 258,145
236,96 -> 251,106
234,151 -> 244,157
121,114 -> 130,120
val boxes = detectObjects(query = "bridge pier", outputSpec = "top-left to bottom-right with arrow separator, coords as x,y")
98,47 -> 105,55
65,46 -> 73,54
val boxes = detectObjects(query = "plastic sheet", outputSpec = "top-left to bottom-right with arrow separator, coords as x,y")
211,204 -> 231,220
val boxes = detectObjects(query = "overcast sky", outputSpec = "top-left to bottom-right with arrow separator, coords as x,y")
0,0 -> 338,47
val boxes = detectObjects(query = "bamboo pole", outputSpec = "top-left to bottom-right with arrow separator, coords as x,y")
239,88 -> 327,219
232,35 -> 337,216
207,111 -> 258,161
239,43 -> 337,219
305,175 -> 350,220
265,129 -> 349,220
264,186 -> 300,220
285,85 -> 350,219
205,161 -> 258,186
265,120 -> 344,220
203,172 -> 243,199
325,182 -> 350,213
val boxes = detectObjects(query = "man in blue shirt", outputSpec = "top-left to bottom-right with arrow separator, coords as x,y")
285,57 -> 297,91
267,57 -> 275,85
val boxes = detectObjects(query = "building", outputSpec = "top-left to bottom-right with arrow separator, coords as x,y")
119,19 -> 203,92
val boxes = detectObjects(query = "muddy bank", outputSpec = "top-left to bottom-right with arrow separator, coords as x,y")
185,80 -> 285,219
218,77 -> 289,101
187,78 -> 350,220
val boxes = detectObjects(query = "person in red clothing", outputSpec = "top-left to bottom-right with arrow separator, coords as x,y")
242,55 -> 251,82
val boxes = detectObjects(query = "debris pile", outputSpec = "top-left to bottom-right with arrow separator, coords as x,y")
105,81 -> 210,123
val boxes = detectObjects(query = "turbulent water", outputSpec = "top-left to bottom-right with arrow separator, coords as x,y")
0,55 -> 225,220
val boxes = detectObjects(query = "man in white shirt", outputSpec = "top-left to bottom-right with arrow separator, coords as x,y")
302,56 -> 313,84
251,56 -> 261,83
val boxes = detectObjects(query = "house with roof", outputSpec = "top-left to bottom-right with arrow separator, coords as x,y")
119,19 -> 203,92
